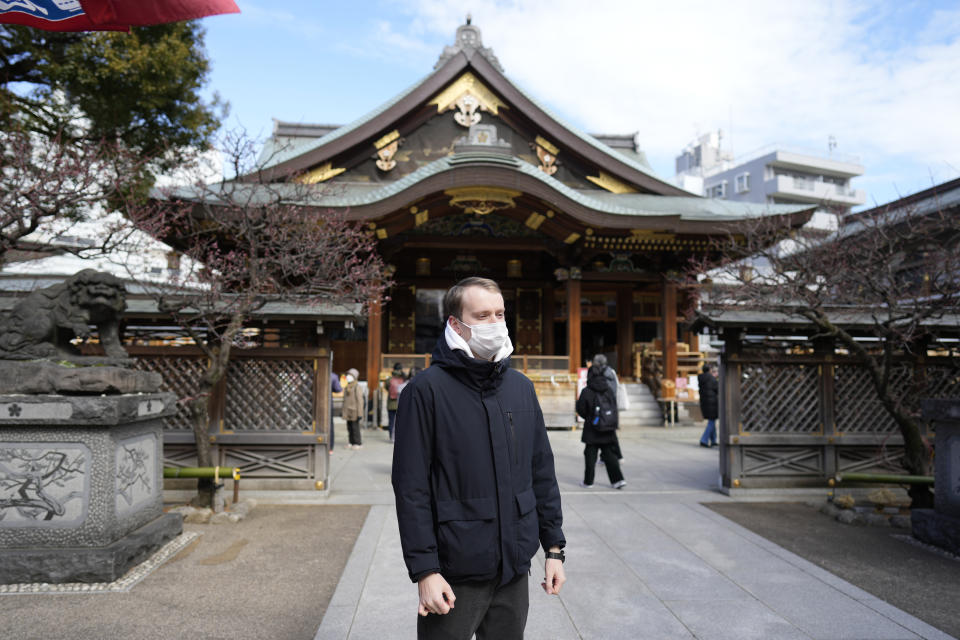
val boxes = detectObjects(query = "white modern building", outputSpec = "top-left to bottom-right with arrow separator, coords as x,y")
675,132 -> 866,229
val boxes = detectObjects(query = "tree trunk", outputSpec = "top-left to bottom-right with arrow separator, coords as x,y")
187,390 -> 215,508
830,324 -> 934,509
187,312 -> 245,508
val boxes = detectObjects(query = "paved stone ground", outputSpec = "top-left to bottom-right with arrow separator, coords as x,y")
317,422 -> 958,640
705,502 -> 960,639
3,419 -> 957,640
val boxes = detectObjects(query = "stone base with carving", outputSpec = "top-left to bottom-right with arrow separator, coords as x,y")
0,512 -> 182,584
0,392 -> 178,584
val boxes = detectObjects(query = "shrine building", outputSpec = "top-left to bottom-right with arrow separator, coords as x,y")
248,20 -> 815,392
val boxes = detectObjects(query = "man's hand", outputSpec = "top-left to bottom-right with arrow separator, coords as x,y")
418,572 -> 456,616
542,547 -> 566,595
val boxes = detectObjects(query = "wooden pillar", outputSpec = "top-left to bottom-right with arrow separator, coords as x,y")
365,296 -> 383,400
720,329 -> 741,487
815,336 -> 837,479
661,282 -> 678,385
542,285 -> 555,356
567,278 -> 581,373
617,287 -> 633,378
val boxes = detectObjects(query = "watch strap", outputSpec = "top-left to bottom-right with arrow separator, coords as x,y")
545,550 -> 565,563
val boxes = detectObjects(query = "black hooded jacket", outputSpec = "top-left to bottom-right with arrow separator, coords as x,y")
576,368 -> 619,445
391,336 -> 565,586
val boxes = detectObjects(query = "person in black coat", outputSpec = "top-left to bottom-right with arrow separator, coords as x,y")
698,364 -> 719,447
576,365 -> 626,489
392,277 -> 566,638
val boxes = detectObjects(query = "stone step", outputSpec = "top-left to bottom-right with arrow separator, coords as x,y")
619,410 -> 663,419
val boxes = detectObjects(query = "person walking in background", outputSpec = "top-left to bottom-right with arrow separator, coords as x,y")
342,368 -> 364,450
591,353 -> 624,463
576,364 -> 626,489
387,362 -> 405,443
329,371 -> 342,454
392,276 -> 565,639
698,364 -> 719,447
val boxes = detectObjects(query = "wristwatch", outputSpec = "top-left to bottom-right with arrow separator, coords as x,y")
545,550 -> 565,563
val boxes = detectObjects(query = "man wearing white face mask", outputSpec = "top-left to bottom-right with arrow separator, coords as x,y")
392,277 -> 566,640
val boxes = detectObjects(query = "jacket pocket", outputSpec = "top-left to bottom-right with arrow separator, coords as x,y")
436,497 -> 498,577
514,487 -> 540,565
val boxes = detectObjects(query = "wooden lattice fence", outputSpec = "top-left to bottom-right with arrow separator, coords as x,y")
722,350 -> 959,489
129,345 -> 331,489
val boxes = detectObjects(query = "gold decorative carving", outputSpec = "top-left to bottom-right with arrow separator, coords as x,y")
376,139 -> 399,172
525,212 -> 546,230
586,171 -> 637,194
296,162 -> 346,184
454,93 -> 482,127
374,130 -> 400,150
410,206 -> 429,226
445,186 -> 521,216
374,130 -> 401,172
429,72 -> 505,128
564,232 -> 581,244
534,136 -> 558,155
376,228 -> 388,239
533,136 -> 559,175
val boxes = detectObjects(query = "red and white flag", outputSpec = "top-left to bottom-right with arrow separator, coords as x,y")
0,0 -> 239,31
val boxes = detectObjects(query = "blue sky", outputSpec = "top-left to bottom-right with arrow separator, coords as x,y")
199,0 -> 960,209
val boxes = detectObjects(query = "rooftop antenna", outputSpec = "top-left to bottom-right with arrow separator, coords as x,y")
466,13 -> 472,25
727,105 -> 734,160
828,135 -> 837,156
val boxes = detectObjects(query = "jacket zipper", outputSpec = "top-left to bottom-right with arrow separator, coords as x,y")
507,411 -> 518,465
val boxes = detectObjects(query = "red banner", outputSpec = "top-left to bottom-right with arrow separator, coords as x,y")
0,0 -> 239,32
82,0 -> 240,26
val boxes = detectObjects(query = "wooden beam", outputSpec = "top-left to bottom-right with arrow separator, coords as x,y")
662,282 -> 678,385
365,296 -> 383,400
567,278 -> 581,373
542,284 -> 555,356
617,287 -> 633,378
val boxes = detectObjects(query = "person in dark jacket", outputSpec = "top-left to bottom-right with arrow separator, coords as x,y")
329,371 -> 342,454
576,365 -> 627,489
698,364 -> 719,447
392,277 -> 566,640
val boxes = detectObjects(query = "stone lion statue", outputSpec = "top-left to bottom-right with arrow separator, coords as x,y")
0,269 -> 128,361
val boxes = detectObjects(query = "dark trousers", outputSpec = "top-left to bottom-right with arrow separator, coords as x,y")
417,573 -> 528,640
388,408 -> 397,441
347,419 -> 361,446
584,443 -> 624,485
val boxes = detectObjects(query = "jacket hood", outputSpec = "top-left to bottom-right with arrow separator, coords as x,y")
586,373 -> 610,393
431,334 -> 510,392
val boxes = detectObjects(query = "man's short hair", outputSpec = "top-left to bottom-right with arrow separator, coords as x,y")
593,354 -> 608,368
443,277 -> 502,319
703,364 -> 711,373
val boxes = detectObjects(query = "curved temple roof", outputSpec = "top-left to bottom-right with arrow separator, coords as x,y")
165,19 -> 816,233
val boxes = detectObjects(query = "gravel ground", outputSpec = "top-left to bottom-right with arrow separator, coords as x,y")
704,501 -> 960,639
0,505 -> 370,640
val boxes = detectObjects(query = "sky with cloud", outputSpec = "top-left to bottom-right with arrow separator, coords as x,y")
200,0 -> 960,209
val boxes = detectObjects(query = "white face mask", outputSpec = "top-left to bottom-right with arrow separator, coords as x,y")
458,320 -> 509,360
346,374 -> 355,383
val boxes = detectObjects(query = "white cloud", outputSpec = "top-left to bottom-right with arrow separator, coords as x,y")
396,0 -> 960,198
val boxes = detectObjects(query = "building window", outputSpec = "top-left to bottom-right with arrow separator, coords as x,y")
735,172 -> 750,193
707,181 -> 727,199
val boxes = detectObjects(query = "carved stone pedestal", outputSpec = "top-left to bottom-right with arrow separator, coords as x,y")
0,392 -> 181,583
912,399 -> 960,556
